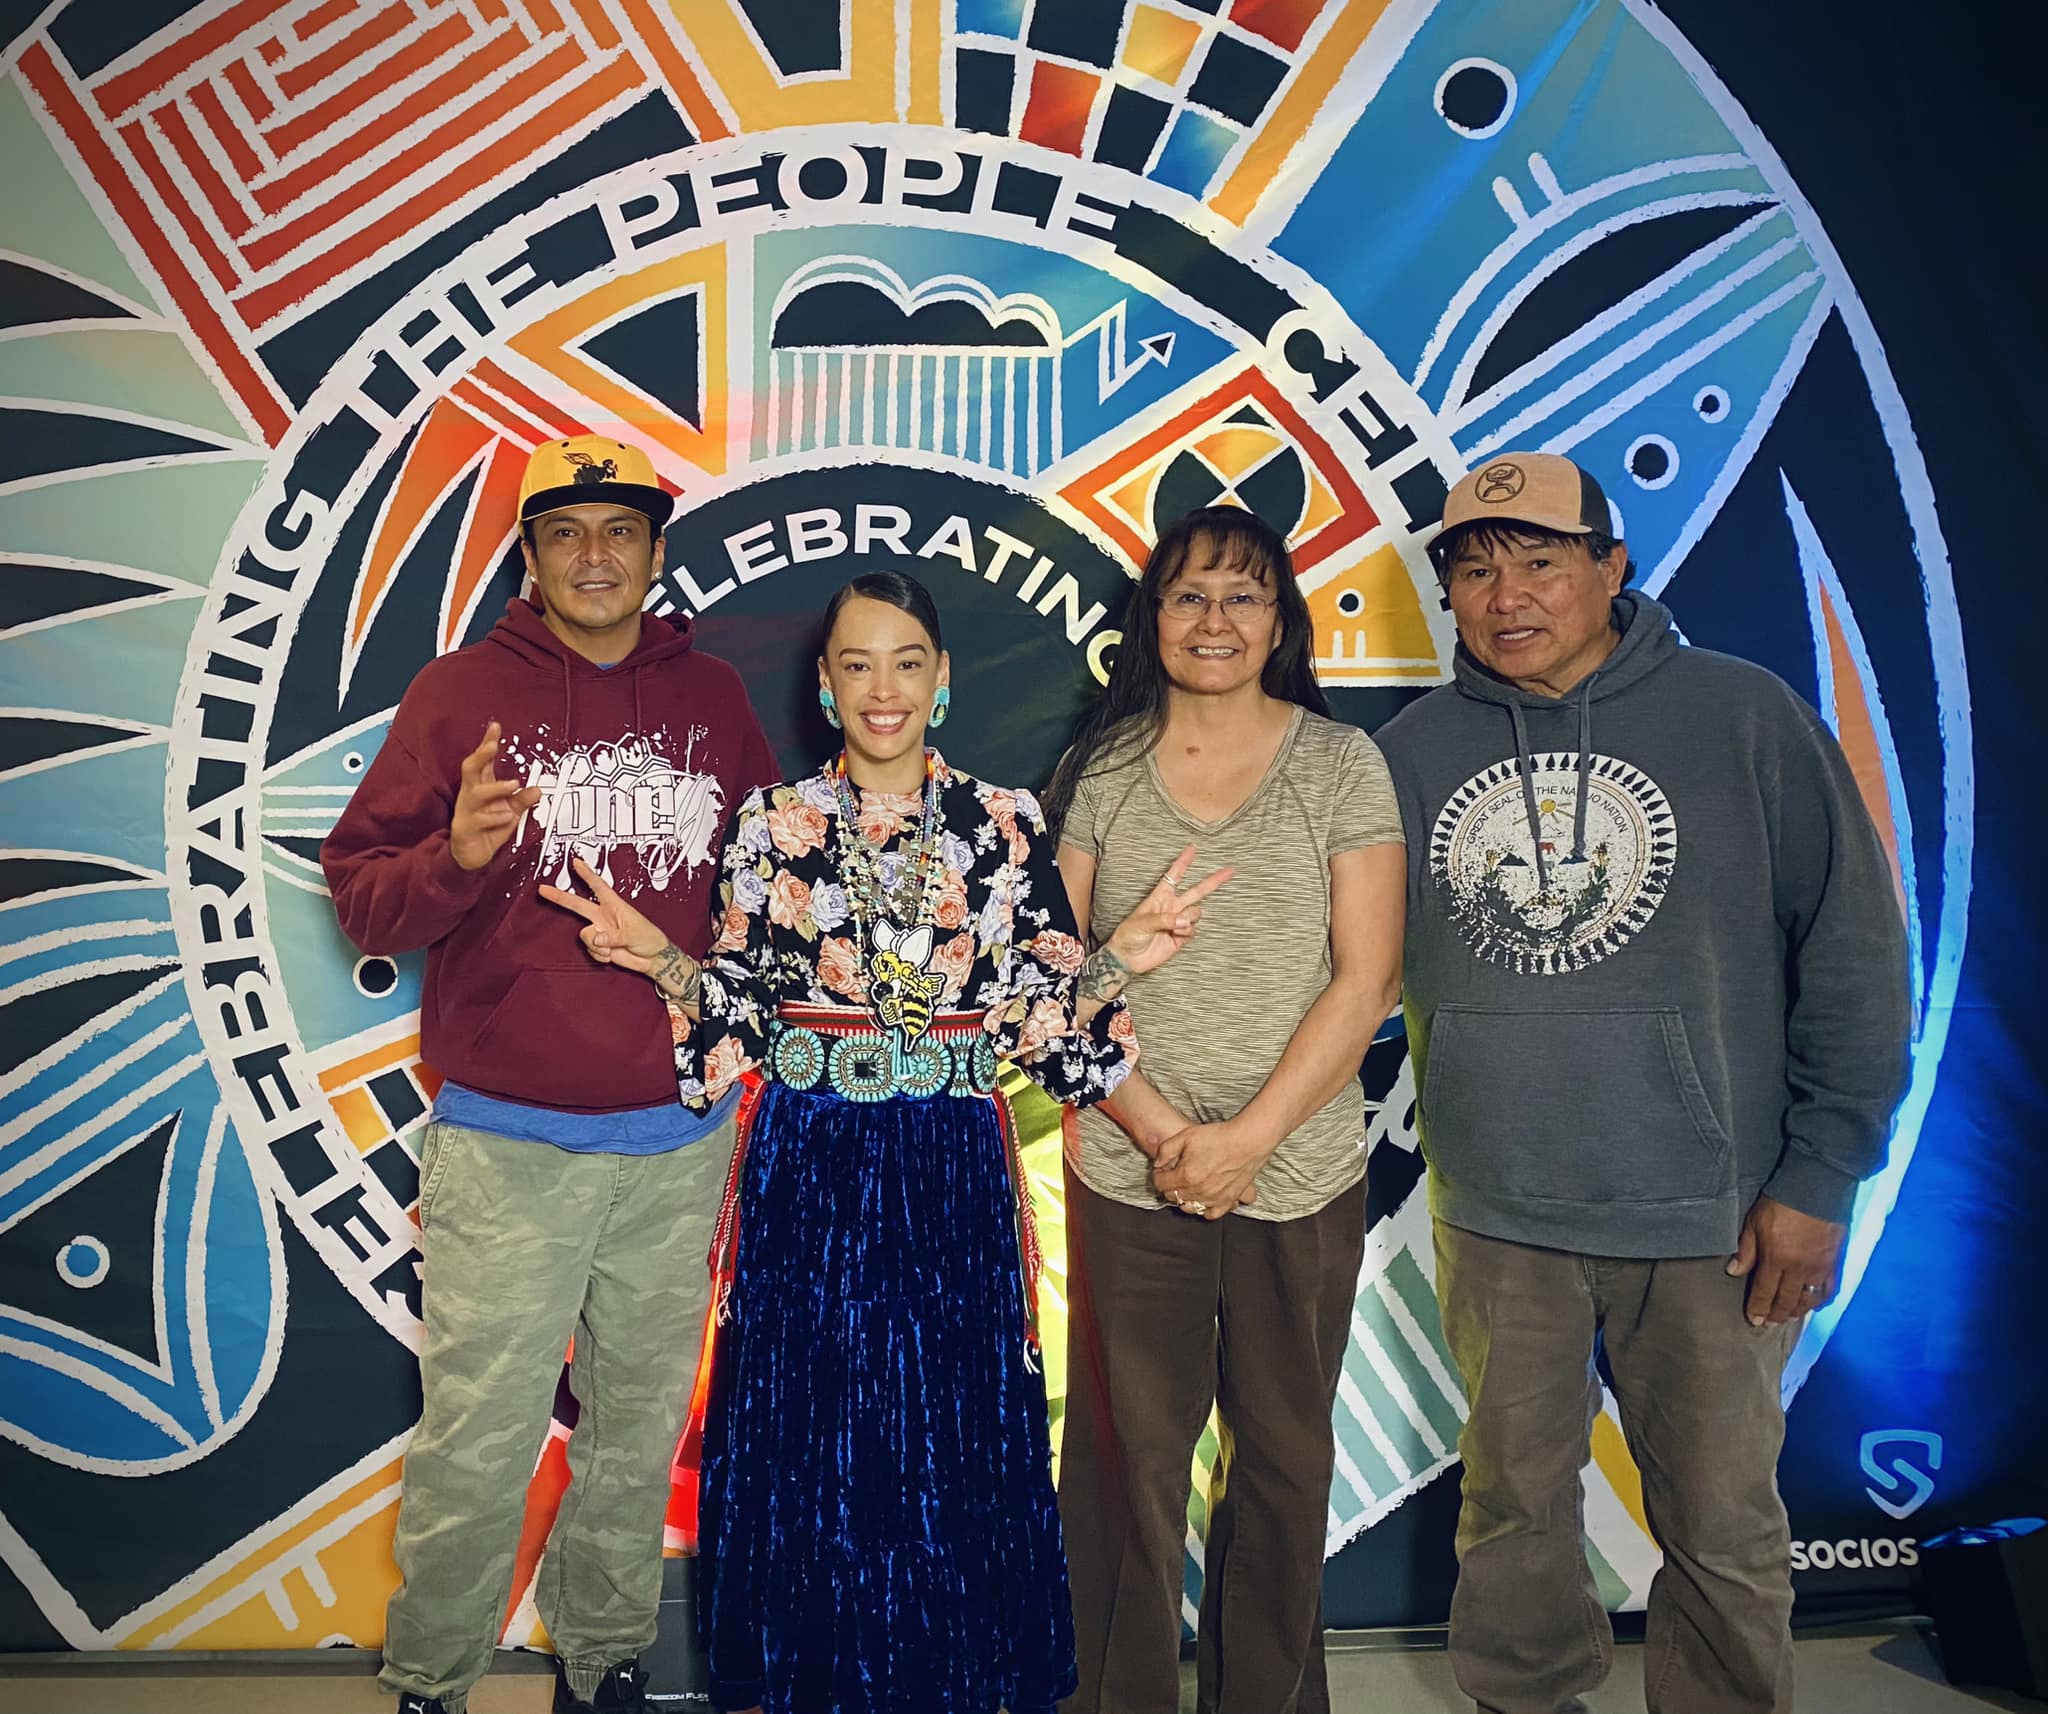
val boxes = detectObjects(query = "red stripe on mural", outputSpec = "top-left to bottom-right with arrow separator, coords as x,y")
120,118 -> 244,290
242,37 -> 584,269
353,398 -> 493,648
442,439 -> 528,649
297,0 -> 362,40
20,42 -> 289,443
613,0 -> 729,138
96,0 -> 288,117
466,363 -> 584,441
155,100 -> 253,240
258,15 -> 504,197
189,79 -> 264,184
260,10 -> 487,178
581,3 -> 620,52
275,1 -> 410,100
1229,0 -> 1325,53
236,52 -> 637,324
224,60 -> 274,123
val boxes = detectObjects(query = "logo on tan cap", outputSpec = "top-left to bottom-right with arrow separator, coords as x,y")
1475,461 -> 1526,504
1431,450 -> 1611,558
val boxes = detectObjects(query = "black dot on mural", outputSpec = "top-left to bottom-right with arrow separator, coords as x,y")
343,751 -> 366,773
1336,589 -> 1365,617
1439,64 -> 1511,135
1695,386 -> 1729,421
1627,440 -> 1672,484
354,956 -> 399,998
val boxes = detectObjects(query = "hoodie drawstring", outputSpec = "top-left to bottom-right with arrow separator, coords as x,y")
1510,673 -> 1599,891
1509,701 -> 1547,892
1572,675 -> 1595,863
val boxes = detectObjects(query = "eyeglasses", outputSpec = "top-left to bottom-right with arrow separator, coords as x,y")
1156,591 -> 1277,624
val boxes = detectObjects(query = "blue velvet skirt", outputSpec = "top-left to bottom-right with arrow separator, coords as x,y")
698,1078 -> 1076,1714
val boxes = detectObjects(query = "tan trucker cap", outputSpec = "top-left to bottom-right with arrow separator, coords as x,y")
1428,452 -> 1614,561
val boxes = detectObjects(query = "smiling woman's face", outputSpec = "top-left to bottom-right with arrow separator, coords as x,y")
1154,534 -> 1282,697
818,596 -> 950,782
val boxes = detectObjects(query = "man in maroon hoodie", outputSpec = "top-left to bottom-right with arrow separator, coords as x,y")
322,436 -> 777,1714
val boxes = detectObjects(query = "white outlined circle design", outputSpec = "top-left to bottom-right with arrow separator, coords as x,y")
1430,751 -> 1678,975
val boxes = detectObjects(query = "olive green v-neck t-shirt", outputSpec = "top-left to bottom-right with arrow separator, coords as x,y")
1062,707 -> 1403,1221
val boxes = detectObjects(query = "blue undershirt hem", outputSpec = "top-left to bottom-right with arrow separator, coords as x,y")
432,1081 -> 734,1154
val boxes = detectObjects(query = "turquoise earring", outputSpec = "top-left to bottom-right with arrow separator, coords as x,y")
820,687 -> 841,729
931,686 -> 951,728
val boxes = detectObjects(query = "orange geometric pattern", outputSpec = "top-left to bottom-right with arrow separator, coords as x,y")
1020,59 -> 1100,157
1060,366 -> 1378,575
1210,0 -> 1403,227
17,0 -> 734,447
506,246 -> 732,477
1816,579 -> 1908,917
89,0 -> 647,330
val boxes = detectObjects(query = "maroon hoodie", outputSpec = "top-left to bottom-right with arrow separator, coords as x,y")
322,599 -> 778,1113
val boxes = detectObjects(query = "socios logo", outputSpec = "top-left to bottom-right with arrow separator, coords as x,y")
1861,1429 -> 1944,1521
1790,1536 -> 1920,1574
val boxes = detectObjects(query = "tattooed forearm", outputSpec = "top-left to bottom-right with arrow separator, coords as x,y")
1077,943 -> 1130,1005
652,942 -> 703,1008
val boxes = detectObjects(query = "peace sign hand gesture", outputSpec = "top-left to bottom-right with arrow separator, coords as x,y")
1103,845 -> 1233,977
539,855 -> 681,983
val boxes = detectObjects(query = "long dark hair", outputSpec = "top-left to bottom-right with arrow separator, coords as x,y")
1043,506 -> 1327,833
820,570 -> 944,652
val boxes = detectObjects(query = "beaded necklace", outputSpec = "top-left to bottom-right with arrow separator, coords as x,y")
832,752 -> 948,1040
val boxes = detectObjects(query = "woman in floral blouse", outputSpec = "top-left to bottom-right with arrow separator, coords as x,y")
543,572 -> 1227,1714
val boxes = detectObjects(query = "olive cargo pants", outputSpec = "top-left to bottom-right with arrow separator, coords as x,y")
379,1116 -> 736,1713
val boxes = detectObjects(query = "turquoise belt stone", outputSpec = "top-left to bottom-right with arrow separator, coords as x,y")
767,1008 -> 1000,1102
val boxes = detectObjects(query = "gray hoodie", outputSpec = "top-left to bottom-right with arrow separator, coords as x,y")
1375,592 -> 1911,1258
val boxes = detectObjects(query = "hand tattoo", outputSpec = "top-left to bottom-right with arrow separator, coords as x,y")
652,942 -> 703,1007
1077,943 -> 1130,1004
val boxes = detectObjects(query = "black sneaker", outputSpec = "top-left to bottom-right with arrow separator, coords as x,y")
395,1697 -> 449,1714
552,1656 -> 650,1714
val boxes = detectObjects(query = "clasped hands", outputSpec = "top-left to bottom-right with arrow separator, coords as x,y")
1151,1116 -> 1271,1221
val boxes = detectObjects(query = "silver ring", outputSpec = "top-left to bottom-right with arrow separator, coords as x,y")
1188,1200 -> 1208,1216
1799,1283 -> 1824,1295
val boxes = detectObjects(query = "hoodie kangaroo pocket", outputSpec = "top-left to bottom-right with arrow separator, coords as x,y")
1420,1005 -> 1732,1206
469,967 -> 673,1108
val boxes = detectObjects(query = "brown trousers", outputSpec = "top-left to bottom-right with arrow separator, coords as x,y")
1057,1169 -> 1367,1714
1434,1219 -> 1801,1714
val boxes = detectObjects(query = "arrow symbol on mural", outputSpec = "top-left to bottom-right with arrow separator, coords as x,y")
1069,301 -> 1176,402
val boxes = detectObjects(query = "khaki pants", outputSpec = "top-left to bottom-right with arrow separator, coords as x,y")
1057,1169 -> 1366,1714
379,1117 -> 736,1714
1434,1218 -> 1800,1714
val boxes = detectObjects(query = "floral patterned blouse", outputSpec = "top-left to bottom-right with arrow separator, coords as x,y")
674,753 -> 1137,1111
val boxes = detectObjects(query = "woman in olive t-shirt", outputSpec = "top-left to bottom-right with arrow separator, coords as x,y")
1043,506 -> 1406,1714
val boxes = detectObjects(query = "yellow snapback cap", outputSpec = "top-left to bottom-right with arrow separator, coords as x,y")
517,435 -> 672,530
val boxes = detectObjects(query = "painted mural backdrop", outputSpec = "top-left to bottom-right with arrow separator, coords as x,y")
0,0 -> 1978,1656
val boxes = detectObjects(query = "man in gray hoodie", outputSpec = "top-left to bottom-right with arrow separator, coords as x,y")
1375,453 -> 1910,1714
